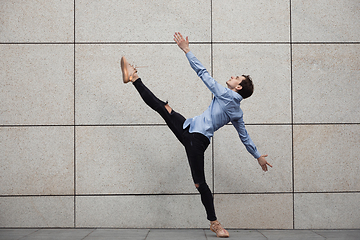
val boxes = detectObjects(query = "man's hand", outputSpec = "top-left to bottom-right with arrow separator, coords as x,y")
257,155 -> 272,172
174,32 -> 190,54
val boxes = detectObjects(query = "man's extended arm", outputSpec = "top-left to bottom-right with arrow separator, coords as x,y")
232,118 -> 272,171
174,32 -> 228,98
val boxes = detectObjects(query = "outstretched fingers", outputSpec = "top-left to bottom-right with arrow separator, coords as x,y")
173,32 -> 183,43
262,161 -> 272,171
173,32 -> 190,53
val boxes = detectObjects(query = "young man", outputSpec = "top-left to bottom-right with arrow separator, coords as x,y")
120,32 -> 272,238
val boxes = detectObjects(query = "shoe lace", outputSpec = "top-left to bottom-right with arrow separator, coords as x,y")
211,221 -> 223,232
130,64 -> 137,72
127,64 -> 138,79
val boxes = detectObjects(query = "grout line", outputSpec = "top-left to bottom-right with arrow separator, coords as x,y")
203,228 -> 209,240
212,137 -> 215,195
210,0 -> 215,197
73,0 -> 77,228
258,229 -> 268,239
143,229 -> 151,240
1,122 -> 359,128
214,191 -> 360,194
1,41 -> 359,45
18,229 -> 41,239
1,191 -> 359,198
311,230 -> 327,239
80,228 -> 96,240
1,228 -> 356,231
289,0 -> 295,230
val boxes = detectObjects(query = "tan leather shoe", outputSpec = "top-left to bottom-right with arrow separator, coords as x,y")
210,220 -> 229,238
120,56 -> 137,83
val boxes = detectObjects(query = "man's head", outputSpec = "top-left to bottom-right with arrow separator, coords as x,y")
226,75 -> 254,99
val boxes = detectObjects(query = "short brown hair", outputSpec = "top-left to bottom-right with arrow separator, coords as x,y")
237,75 -> 254,99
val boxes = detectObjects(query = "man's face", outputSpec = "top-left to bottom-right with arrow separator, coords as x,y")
226,76 -> 245,91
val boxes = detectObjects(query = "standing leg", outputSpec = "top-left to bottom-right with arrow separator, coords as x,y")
183,131 -> 229,238
183,132 -> 216,221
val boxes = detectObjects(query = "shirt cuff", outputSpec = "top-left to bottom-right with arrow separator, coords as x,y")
253,151 -> 261,159
186,51 -> 195,60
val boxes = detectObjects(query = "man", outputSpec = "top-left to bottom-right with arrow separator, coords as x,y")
120,32 -> 272,238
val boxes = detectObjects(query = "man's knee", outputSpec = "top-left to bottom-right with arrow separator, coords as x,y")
195,182 -> 210,192
165,104 -> 172,114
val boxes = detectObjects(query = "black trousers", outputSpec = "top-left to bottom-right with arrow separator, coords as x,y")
133,78 -> 217,221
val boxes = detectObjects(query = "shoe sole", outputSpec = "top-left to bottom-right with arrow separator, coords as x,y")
120,56 -> 129,83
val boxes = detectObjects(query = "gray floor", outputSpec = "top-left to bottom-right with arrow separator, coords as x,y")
0,229 -> 359,240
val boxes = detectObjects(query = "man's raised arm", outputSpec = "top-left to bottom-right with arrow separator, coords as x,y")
173,32 -> 228,98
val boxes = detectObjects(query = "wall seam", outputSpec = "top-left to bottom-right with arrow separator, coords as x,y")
2,42 -> 359,45
2,122 -> 360,128
289,0 -> 295,230
73,0 -> 77,228
1,190 -> 359,198
211,0 -> 215,196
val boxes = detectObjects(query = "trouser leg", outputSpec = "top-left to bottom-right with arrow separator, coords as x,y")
184,131 -> 217,221
132,78 -> 186,144
198,182 -> 216,221
132,78 -> 216,221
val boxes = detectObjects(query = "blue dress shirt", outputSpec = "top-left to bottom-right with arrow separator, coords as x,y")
183,51 -> 261,159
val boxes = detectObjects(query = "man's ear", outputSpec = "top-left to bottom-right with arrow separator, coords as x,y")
235,85 -> 242,91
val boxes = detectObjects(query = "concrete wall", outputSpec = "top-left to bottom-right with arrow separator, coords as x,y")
1,0 -> 359,229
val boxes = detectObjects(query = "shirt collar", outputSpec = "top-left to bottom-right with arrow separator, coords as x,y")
231,89 -> 243,103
